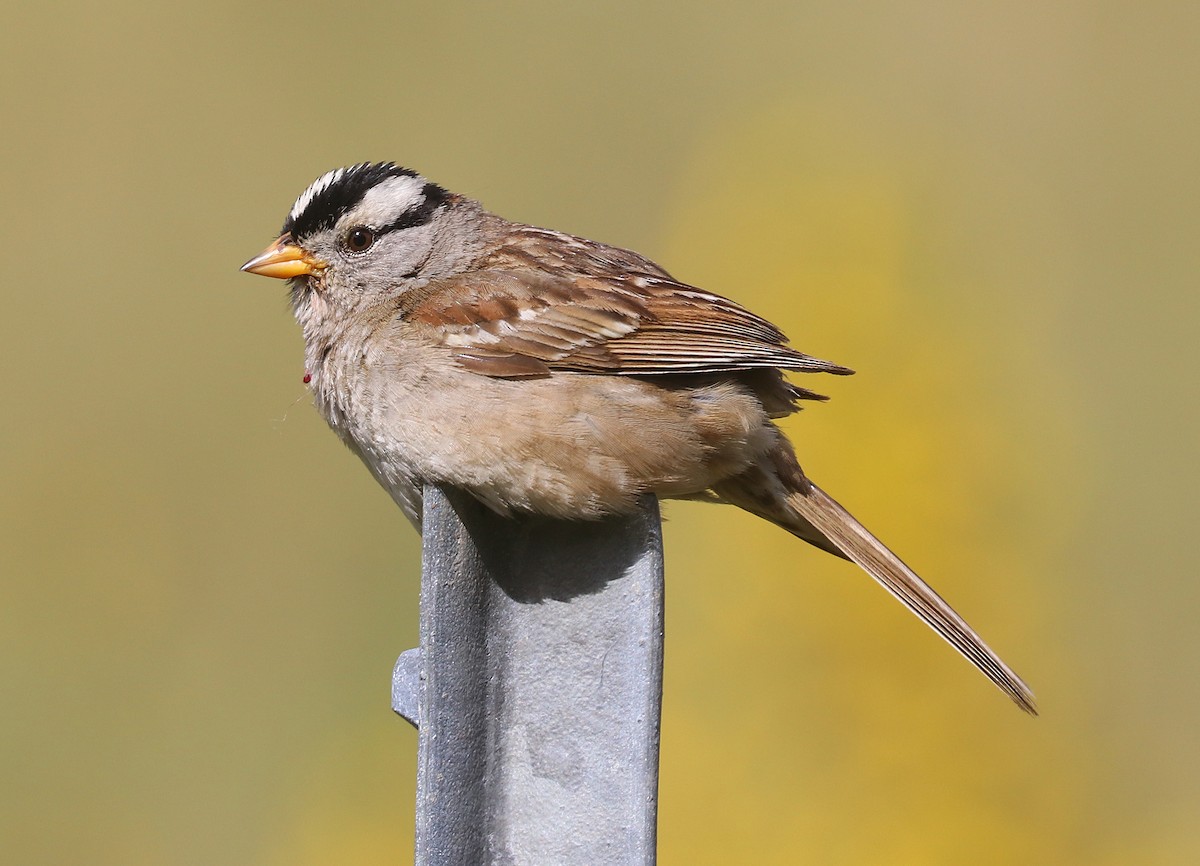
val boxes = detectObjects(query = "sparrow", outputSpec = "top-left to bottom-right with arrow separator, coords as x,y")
242,162 -> 1035,714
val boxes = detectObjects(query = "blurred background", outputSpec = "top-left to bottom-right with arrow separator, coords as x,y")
2,1 -> 1197,863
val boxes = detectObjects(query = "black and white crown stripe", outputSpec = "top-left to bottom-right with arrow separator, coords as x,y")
287,166 -> 351,226
281,162 -> 449,241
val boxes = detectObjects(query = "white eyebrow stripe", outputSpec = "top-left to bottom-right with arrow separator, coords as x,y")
352,174 -> 429,228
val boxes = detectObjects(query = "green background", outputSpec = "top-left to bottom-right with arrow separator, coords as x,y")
4,2 -> 1198,863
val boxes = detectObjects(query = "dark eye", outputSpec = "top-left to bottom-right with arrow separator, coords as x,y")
344,226 -> 377,253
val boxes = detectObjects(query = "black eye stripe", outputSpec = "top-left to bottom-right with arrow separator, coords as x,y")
378,183 -> 451,236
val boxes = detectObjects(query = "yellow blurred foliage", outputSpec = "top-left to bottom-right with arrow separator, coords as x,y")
652,103 -> 1089,864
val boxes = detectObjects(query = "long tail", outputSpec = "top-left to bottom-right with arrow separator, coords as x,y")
714,470 -> 1037,715
787,482 -> 1036,714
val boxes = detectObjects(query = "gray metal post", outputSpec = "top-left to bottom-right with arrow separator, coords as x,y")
392,485 -> 665,866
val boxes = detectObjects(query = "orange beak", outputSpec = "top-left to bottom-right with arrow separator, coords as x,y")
240,236 -> 327,279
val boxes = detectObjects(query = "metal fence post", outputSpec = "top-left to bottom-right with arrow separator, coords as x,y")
393,485 -> 665,866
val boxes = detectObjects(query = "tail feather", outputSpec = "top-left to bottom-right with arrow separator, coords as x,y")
784,481 -> 1037,715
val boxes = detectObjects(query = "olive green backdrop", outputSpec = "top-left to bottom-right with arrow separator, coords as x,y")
3,2 -> 1197,863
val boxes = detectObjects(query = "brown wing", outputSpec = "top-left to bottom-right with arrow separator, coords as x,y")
404,227 -> 853,380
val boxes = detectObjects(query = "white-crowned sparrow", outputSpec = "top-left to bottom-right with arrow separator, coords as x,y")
242,162 -> 1035,714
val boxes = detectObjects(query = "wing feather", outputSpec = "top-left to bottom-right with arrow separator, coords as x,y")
404,229 -> 852,381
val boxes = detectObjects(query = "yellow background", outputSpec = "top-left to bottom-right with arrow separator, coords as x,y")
3,2 -> 1197,863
